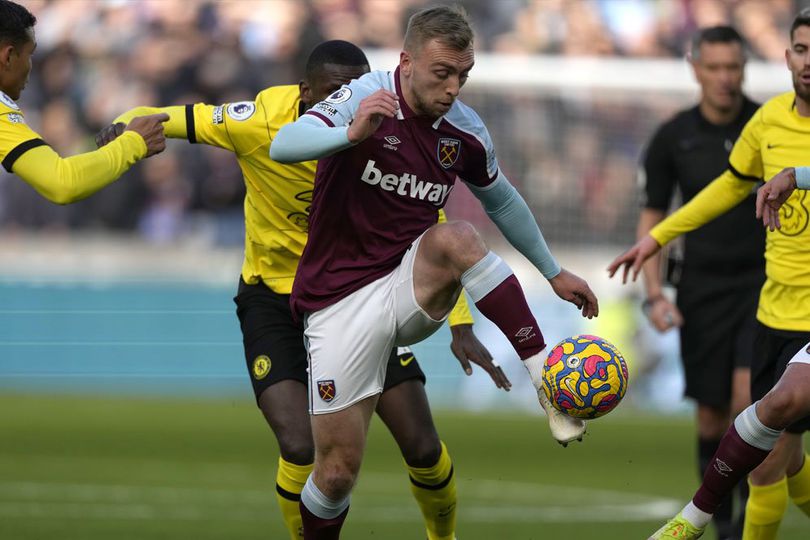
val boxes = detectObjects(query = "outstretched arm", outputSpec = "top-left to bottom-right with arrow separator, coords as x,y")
8,114 -> 167,205
608,170 -> 756,283
466,173 -> 598,318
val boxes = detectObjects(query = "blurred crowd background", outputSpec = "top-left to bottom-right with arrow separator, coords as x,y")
0,0 -> 805,246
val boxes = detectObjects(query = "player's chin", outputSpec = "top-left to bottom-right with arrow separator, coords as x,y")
434,102 -> 452,115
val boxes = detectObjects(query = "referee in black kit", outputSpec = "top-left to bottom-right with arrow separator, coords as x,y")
635,26 -> 764,540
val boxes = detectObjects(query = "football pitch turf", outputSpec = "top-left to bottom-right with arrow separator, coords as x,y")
1,394 -> 806,539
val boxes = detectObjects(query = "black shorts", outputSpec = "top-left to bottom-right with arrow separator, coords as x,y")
751,321 -> 810,433
677,284 -> 757,408
233,278 -> 426,403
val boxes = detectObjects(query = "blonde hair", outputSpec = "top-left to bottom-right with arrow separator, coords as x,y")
403,5 -> 473,54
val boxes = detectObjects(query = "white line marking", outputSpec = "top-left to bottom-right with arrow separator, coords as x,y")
0,477 -> 681,523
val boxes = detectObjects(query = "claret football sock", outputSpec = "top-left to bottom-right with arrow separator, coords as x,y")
787,453 -> 810,516
744,476 -> 787,540
407,441 -> 457,540
276,457 -> 314,539
300,476 -> 350,540
698,437 -> 734,537
693,405 -> 781,516
461,252 -> 544,360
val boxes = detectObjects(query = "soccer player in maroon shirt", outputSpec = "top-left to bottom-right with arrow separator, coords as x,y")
270,6 -> 599,538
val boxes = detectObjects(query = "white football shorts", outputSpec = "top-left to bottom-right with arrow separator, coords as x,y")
787,342 -> 810,365
304,232 -> 447,414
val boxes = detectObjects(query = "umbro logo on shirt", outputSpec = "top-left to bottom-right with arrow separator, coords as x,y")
383,135 -> 401,151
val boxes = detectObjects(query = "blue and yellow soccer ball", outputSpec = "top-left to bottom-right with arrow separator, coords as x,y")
541,335 -> 629,419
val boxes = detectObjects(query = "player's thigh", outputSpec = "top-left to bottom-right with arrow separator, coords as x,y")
258,380 -> 313,462
392,233 -> 451,346
233,279 -> 312,458
411,223 -> 480,321
305,277 -> 397,415
758,328 -> 810,432
311,394 -> 379,479
376,348 -> 441,467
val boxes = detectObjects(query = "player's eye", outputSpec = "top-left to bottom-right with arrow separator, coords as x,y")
434,70 -> 449,79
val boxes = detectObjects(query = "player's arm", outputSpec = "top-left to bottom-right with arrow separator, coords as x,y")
609,108 -> 764,283
2,113 -> 167,205
648,170 -> 756,245
756,166 -> 810,230
636,128 -> 683,331
270,114 -> 353,162
466,172 -> 598,319
101,103 -> 244,152
608,170 -> 756,283
271,75 -> 394,163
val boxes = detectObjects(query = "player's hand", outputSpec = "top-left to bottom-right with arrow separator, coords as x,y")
607,235 -> 662,284
347,90 -> 398,144
449,324 -> 512,391
548,268 -> 599,318
95,122 -> 126,148
645,296 -> 683,332
125,113 -> 170,157
756,168 -> 796,231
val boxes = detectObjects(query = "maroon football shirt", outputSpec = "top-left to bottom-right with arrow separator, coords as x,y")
291,67 -> 499,316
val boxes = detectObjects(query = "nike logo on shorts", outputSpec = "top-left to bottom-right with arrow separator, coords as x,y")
400,355 -> 415,367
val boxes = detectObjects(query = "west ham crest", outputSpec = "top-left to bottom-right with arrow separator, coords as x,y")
437,138 -> 460,169
317,380 -> 336,402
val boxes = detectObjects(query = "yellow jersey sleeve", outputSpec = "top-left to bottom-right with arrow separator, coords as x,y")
728,106 -> 764,181
649,170 -> 756,246
1,109 -> 146,204
114,106 -> 189,140
115,101 -> 267,155
435,209 -> 475,326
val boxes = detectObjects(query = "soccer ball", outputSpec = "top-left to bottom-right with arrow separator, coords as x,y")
541,335 -> 629,419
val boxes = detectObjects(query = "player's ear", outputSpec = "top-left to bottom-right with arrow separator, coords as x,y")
0,43 -> 14,69
299,80 -> 312,106
400,50 -> 413,76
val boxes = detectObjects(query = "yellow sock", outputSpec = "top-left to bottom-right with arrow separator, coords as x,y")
788,453 -> 810,516
276,457 -> 313,540
743,476 -> 788,540
407,441 -> 457,540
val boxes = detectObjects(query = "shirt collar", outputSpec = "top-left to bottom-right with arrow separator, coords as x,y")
393,66 -> 415,120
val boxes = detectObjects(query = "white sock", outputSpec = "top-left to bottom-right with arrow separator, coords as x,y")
300,475 -> 350,519
734,402 -> 782,451
460,251 -> 513,302
681,500 -> 712,528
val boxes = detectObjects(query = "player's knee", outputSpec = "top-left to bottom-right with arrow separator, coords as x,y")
760,386 -> 805,430
318,458 -> 361,499
276,434 -> 315,465
401,436 -> 442,468
435,221 -> 486,260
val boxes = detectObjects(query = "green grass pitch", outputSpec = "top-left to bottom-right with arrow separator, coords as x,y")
0,394 -> 806,539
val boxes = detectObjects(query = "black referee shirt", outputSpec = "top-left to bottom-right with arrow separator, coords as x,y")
641,97 -> 765,286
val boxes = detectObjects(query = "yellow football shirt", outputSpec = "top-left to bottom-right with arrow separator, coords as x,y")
114,86 -> 474,324
0,90 -> 146,204
651,91 -> 810,331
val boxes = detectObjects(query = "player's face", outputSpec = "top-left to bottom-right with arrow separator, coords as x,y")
0,28 -> 35,100
400,39 -> 474,119
691,41 -> 744,113
787,25 -> 810,104
300,63 -> 370,108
